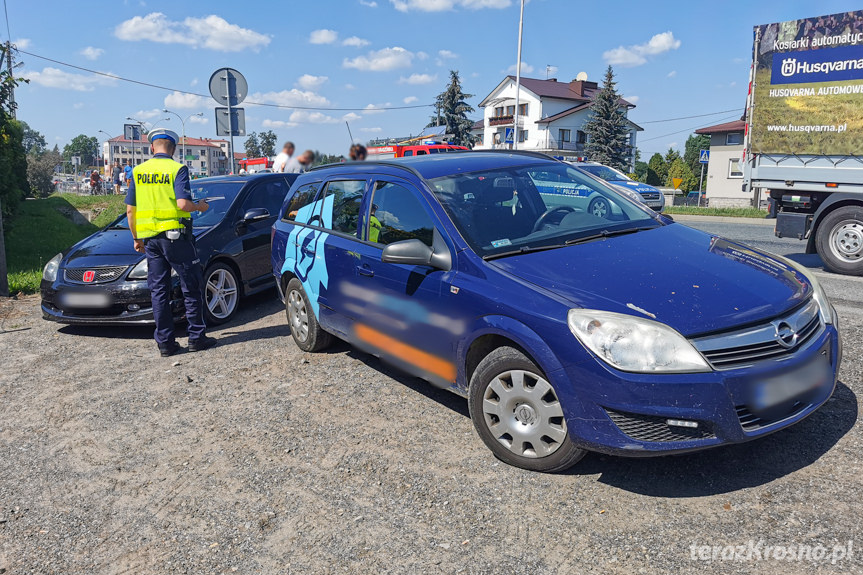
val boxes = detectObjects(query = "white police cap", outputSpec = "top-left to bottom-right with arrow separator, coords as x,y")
148,128 -> 180,145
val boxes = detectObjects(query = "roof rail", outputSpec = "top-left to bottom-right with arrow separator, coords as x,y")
477,149 -> 563,161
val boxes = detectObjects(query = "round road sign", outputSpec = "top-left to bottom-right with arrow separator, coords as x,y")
208,68 -> 248,107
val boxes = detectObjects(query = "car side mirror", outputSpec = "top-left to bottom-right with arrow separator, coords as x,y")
242,207 -> 270,223
381,229 -> 452,271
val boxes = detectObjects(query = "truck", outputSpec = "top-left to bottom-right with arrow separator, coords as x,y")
743,10 -> 863,275
367,142 -> 469,159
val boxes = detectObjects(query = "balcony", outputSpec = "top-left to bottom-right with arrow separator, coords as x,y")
488,115 -> 514,127
545,137 -> 584,152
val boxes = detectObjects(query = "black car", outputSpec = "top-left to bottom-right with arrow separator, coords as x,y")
41,172 -> 297,326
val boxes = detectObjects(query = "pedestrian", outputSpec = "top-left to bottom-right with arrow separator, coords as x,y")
89,169 -> 102,194
272,141 -> 295,173
287,149 -> 315,173
111,161 -> 122,195
125,128 -> 217,357
349,144 -> 367,161
124,160 -> 133,189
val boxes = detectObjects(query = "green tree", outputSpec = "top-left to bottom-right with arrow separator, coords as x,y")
63,134 -> 99,168
664,147 -> 681,166
633,160 -> 649,183
20,121 -> 46,155
0,44 -> 28,219
428,70 -> 475,147
583,65 -> 631,172
259,130 -> 277,157
244,132 -> 261,158
683,133 -> 710,183
27,148 -> 62,198
667,157 -> 698,192
646,153 -> 666,186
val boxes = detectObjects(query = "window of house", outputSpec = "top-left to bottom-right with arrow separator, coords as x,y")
726,133 -> 743,145
577,130 -> 587,144
200,149 -> 206,155
368,181 -> 434,246
113,146 -> 119,153
518,130 -> 528,143
559,129 -> 571,143
506,105 -> 515,115
201,161 -> 207,168
322,180 -> 365,235
494,106 -> 504,117
728,158 -> 743,178
518,103 -> 528,116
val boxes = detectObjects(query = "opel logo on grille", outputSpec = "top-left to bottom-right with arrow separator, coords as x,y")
772,320 -> 798,349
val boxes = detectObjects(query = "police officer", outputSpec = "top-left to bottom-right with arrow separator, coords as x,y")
125,129 -> 216,357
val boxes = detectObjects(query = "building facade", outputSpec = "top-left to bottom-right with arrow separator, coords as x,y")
103,135 -> 230,177
474,76 -> 642,170
694,120 -> 748,208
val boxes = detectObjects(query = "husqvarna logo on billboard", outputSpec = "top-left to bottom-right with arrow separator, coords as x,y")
771,45 -> 863,85
781,58 -> 797,77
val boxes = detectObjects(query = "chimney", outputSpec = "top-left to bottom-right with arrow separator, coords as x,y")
569,79 -> 598,97
548,78 -> 557,82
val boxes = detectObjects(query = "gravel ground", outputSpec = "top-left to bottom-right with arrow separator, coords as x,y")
0,291 -> 861,575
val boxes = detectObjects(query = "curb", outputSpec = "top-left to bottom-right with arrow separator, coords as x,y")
669,213 -> 776,226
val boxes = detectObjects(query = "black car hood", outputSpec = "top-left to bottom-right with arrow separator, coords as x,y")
63,228 -> 144,268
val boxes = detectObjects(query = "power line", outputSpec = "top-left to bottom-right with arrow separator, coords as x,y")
639,114 -> 740,143
16,49 -> 434,112
638,108 -> 742,124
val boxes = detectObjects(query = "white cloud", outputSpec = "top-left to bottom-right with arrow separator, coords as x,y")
360,127 -> 383,133
344,47 -> 414,71
729,81 -> 737,87
72,102 -> 84,110
133,109 -> 165,120
13,38 -> 30,49
343,112 -> 362,122
25,67 -> 118,92
289,110 -> 339,124
399,73 -> 436,85
417,51 -> 429,60
344,83 -> 356,90
360,0 -> 378,6
363,103 -> 391,115
115,12 -> 270,52
667,70 -> 677,78
342,36 -> 370,47
505,61 -> 534,74
164,91 -> 209,109
189,115 -> 209,124
309,29 -> 338,44
438,49 -> 458,59
403,96 -> 419,104
296,74 -> 328,90
249,89 -> 331,107
624,95 -> 639,104
263,119 -> 297,129
471,72 -> 480,78
80,46 -> 104,60
190,77 -> 199,86
390,0 -> 510,11
603,31 -> 681,67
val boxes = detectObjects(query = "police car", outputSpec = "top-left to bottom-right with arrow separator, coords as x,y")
574,162 -> 665,212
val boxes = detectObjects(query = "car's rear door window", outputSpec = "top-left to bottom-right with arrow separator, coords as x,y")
367,181 -> 434,246
241,177 -> 291,218
321,180 -> 366,236
282,182 -> 322,223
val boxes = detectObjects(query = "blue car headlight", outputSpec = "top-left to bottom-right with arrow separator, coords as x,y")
778,256 -> 833,325
568,309 -> 711,373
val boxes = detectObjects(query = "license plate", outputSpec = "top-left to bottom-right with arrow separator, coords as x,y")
59,292 -> 111,308
751,354 -> 832,411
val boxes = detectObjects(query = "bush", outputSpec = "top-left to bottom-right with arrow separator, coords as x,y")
27,151 -> 62,198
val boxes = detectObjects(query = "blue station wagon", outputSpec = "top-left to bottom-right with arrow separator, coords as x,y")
271,152 -> 840,472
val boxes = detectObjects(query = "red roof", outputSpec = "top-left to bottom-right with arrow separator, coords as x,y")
695,120 -> 746,135
485,76 -> 635,108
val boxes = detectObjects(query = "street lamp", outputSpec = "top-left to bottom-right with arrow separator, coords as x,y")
126,116 -> 170,166
163,109 -> 204,163
98,130 -> 116,170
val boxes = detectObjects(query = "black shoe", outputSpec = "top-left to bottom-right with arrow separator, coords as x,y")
159,342 -> 182,357
188,336 -> 217,352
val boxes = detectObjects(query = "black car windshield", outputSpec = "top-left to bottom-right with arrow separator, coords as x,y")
106,180 -> 245,230
577,164 -> 630,182
427,163 -> 660,258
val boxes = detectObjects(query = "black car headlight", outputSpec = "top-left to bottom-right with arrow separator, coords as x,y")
127,258 -> 177,281
43,253 -> 62,282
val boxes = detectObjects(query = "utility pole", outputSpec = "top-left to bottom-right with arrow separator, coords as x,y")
512,0 -> 525,150
6,41 -> 14,120
0,196 -> 8,296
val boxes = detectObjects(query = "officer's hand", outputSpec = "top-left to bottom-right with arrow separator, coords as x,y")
197,199 -> 209,213
133,239 -> 145,253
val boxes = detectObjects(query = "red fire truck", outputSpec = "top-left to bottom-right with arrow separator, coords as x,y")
367,143 -> 468,159
238,157 -> 272,173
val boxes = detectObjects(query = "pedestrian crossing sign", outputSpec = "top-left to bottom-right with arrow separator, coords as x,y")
699,149 -> 710,164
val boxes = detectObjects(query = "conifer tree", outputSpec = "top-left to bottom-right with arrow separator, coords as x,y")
583,66 -> 631,171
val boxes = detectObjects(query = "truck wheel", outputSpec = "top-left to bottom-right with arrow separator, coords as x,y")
816,206 -> 863,276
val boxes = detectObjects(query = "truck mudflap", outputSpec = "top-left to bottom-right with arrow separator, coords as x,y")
775,212 -> 812,240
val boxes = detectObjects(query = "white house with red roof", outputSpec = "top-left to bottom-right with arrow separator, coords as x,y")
474,75 -> 642,170
694,119 -> 748,207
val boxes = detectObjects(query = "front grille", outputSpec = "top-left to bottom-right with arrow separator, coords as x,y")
641,192 -> 661,200
693,299 -> 822,370
604,408 -> 715,442
736,402 -> 808,432
65,266 -> 129,284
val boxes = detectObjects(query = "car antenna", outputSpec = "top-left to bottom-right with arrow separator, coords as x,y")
345,121 -> 354,146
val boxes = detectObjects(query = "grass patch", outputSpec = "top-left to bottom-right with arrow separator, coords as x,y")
3,194 -> 127,294
664,206 -> 766,218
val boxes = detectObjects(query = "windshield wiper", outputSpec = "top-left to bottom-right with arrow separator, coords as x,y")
564,226 -> 655,246
483,244 -> 568,261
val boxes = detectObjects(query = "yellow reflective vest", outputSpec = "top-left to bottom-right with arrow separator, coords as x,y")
132,157 -> 186,239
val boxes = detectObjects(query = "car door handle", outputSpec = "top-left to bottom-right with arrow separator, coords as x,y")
357,266 -> 374,277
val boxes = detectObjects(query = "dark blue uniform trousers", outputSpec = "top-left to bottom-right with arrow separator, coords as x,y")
145,237 -> 206,346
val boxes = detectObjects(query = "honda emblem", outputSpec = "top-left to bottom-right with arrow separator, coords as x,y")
82,270 -> 95,283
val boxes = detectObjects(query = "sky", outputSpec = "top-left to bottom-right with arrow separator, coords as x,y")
8,0 -> 863,158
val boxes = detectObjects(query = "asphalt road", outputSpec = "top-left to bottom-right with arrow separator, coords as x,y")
676,216 -> 863,310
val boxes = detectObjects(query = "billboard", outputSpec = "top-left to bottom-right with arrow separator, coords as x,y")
751,11 -> 863,155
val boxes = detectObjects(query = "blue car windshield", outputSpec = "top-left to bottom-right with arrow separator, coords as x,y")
577,164 -> 630,182
428,163 -> 660,258
106,180 -> 244,230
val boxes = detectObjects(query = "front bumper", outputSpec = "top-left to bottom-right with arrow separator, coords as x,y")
41,279 -> 184,326
550,322 -> 840,457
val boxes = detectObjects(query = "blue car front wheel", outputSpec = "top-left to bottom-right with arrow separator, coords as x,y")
468,346 -> 586,472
